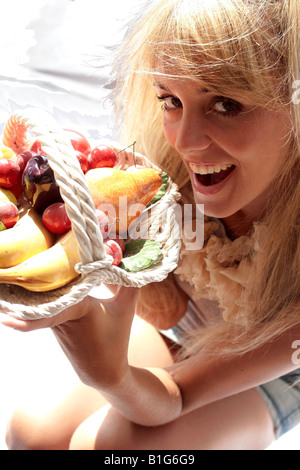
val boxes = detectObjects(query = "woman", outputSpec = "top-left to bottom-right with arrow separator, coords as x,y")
4,0 -> 300,450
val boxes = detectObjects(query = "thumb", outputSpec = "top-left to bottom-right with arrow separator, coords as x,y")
101,285 -> 139,311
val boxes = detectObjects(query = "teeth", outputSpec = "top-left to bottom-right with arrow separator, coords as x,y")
189,163 -> 233,175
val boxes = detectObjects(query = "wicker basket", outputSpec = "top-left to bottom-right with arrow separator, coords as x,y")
0,109 -> 181,320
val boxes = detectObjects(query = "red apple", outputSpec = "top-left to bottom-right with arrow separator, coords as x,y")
64,129 -> 91,156
42,202 -> 71,234
0,159 -> 21,188
104,239 -> 123,266
9,173 -> 23,199
88,145 -> 117,169
0,200 -> 19,228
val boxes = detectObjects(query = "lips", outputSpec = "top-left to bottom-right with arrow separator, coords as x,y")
188,162 -> 236,194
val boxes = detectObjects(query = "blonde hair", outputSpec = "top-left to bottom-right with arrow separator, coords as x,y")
113,0 -> 300,358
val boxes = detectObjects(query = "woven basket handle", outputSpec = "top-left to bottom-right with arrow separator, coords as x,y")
2,109 -> 107,265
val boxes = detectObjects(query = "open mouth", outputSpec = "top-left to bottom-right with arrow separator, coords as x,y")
191,163 -> 236,187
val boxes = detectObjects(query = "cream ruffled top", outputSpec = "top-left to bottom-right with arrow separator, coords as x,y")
175,216 -> 261,324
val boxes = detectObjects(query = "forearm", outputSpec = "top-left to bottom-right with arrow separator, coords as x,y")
52,304 -> 131,389
168,324 -> 300,416
52,304 -> 182,427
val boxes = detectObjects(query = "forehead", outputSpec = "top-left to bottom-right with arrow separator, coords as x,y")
152,74 -> 249,105
153,76 -> 209,94
150,53 -> 250,100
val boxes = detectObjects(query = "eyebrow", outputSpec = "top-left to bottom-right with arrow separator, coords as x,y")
153,81 -> 209,94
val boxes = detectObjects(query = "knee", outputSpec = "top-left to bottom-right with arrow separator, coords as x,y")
6,408 -> 41,450
69,405 -> 134,450
5,407 -> 63,450
69,406 -> 113,450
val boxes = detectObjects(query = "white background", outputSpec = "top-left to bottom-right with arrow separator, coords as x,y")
0,0 -> 299,450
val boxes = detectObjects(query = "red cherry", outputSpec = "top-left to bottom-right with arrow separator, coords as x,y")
30,141 -> 43,155
88,145 -> 117,169
109,236 -> 125,253
42,202 -> 72,234
75,150 -> 90,173
0,200 -> 19,229
64,129 -> 91,156
104,239 -> 123,266
95,209 -> 111,238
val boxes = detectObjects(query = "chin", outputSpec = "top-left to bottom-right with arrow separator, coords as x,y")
192,193 -> 235,219
202,208 -> 235,219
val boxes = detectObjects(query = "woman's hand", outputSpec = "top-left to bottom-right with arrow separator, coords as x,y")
0,285 -> 137,332
0,286 -> 139,390
0,294 -> 98,332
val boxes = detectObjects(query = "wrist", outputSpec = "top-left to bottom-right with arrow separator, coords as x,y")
49,295 -> 99,330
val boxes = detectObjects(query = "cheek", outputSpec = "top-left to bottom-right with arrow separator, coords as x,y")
162,119 -> 177,147
245,111 -> 292,161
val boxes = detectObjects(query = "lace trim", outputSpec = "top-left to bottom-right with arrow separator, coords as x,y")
175,217 -> 261,324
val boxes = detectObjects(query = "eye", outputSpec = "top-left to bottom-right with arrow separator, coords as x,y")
211,97 -> 243,117
157,94 -> 182,111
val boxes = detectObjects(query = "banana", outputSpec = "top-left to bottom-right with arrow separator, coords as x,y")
0,208 -> 54,268
0,229 -> 80,292
0,188 -> 17,205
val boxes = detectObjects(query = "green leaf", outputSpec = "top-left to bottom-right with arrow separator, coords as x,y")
146,172 -> 169,207
0,221 -> 6,231
119,239 -> 162,272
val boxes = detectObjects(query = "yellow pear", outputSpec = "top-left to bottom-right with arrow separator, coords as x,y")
85,167 -> 162,234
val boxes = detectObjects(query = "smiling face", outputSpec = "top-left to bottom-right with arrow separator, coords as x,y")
154,78 -> 293,230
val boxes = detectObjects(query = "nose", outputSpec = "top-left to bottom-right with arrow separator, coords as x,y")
175,110 -> 212,155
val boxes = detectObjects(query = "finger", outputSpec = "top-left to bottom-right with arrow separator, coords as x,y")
0,313 -> 50,332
